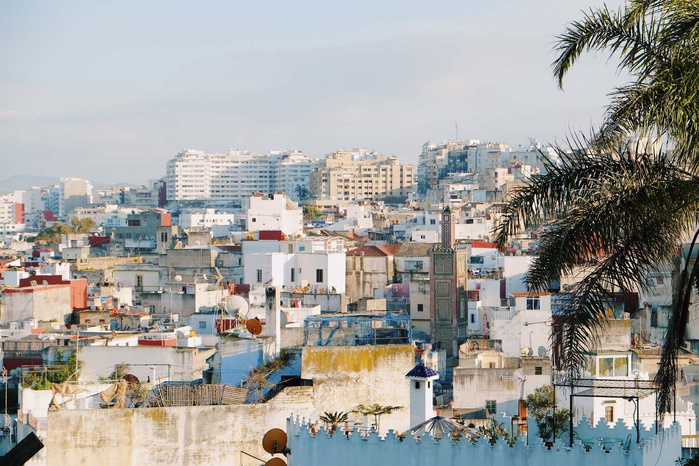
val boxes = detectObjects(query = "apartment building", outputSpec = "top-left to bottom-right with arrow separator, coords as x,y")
309,148 -> 415,202
165,148 -> 316,204
268,150 -> 317,200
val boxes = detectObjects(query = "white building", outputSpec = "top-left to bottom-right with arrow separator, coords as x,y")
242,238 -> 346,295
179,209 -> 236,230
58,178 -> 93,218
246,194 -> 302,237
268,150 -> 317,201
166,148 -> 313,204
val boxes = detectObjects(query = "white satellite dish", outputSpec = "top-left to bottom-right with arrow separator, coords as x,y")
174,275 -> 183,282
228,295 -> 249,318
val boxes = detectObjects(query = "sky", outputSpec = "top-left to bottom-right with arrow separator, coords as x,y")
0,0 -> 627,185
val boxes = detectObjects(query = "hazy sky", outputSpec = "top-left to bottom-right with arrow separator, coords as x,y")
1,0 -> 626,184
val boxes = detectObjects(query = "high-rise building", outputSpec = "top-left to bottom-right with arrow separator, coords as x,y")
309,148 -> 415,202
165,148 -> 316,204
268,150 -> 317,201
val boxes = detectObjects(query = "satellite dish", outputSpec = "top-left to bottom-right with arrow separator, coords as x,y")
246,318 -> 262,336
494,342 -> 502,351
174,275 -> 183,283
262,428 -> 288,455
121,374 -> 140,385
229,295 -> 249,318
280,311 -> 289,328
42,280 -> 49,285
520,347 -> 533,357
537,346 -> 547,357
265,459 -> 286,466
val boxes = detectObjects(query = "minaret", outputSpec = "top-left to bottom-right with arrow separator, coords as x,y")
405,363 -> 439,428
441,206 -> 455,249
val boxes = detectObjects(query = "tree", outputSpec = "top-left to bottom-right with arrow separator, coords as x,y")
294,184 -> 311,201
302,205 -> 321,221
319,411 -> 349,434
524,386 -> 571,442
71,217 -> 95,233
35,223 -> 73,245
353,404 -> 402,433
496,0 -> 699,418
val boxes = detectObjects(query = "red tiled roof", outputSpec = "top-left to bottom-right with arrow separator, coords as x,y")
471,241 -> 498,249
346,246 -> 388,257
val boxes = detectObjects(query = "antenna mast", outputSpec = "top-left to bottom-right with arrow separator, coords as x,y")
455,120 -> 458,141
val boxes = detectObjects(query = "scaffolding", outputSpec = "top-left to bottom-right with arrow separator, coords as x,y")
303,311 -> 412,347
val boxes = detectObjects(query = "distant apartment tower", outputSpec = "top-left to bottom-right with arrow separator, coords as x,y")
268,150 -> 317,201
44,178 -> 93,218
418,139 -> 559,195
165,148 -> 315,204
309,148 -> 415,202
418,140 -> 475,194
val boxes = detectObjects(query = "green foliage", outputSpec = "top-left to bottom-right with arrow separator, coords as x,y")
35,223 -> 73,245
34,217 -> 95,244
21,350 -> 82,389
71,217 -> 96,233
496,0 -> 699,419
244,349 -> 297,402
524,385 -> 571,442
353,404 -> 403,432
475,419 -> 516,446
294,185 -> 311,201
319,411 -> 349,433
302,205 -> 321,221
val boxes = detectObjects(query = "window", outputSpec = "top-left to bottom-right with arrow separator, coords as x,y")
430,219 -> 436,225
470,314 -> 475,324
427,381 -> 431,388
252,218 -> 256,222
136,275 -> 143,288
415,381 -> 420,389
291,268 -> 295,282
128,219 -> 141,227
526,297 -> 540,310
535,366 -> 543,375
597,356 -> 629,377
417,304 -> 424,313
316,269 -> 323,283
485,400 -> 497,415
605,405 -> 614,423
199,321 -> 207,330
256,269 -> 262,283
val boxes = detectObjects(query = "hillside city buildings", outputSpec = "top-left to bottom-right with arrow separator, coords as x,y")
0,138 -> 692,465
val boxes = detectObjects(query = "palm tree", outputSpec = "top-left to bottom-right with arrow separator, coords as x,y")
353,404 -> 403,433
496,0 -> 699,418
319,411 -> 349,434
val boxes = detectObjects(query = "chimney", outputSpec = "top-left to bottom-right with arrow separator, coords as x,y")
405,363 -> 439,429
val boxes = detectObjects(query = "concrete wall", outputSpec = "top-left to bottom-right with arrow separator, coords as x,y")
78,345 -> 214,383
452,367 -> 550,416
46,393 -> 316,466
2,285 -> 72,323
301,345 -> 413,434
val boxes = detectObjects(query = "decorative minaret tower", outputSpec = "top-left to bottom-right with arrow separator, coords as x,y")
429,206 -> 468,357
405,363 -> 439,429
